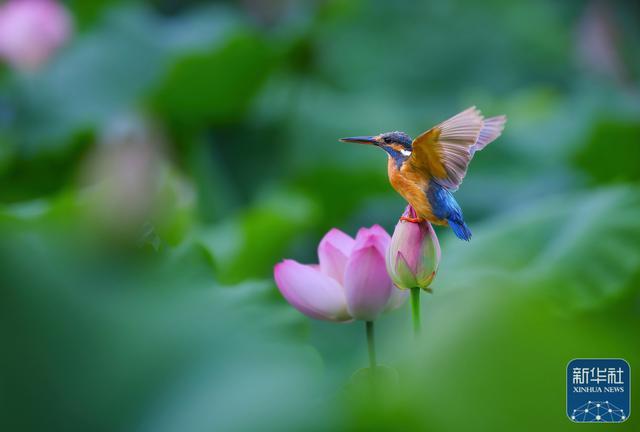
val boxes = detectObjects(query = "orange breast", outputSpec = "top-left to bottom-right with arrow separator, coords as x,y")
387,157 -> 447,225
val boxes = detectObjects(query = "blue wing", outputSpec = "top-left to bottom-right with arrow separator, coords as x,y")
426,180 -> 472,241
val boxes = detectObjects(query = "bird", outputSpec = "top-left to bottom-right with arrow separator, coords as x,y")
340,107 -> 506,241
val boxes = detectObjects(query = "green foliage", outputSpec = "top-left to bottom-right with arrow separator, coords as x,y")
150,32 -> 274,127
1,0 -> 639,431
440,187 -> 640,308
574,119 -> 640,184
197,190 -> 316,284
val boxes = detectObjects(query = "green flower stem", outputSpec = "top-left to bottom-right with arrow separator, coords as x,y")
366,320 -> 376,369
410,287 -> 421,336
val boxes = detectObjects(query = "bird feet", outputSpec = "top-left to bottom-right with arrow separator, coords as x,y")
400,216 -> 425,224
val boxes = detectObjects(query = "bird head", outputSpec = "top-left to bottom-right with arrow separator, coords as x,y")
340,131 -> 412,160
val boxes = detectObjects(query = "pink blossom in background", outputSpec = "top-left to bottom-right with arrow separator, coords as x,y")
576,0 -> 626,84
0,0 -> 72,71
274,225 -> 408,322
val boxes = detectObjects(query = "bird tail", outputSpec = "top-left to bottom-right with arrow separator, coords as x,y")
448,217 -> 472,241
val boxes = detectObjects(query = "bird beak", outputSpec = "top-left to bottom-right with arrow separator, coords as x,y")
339,136 -> 378,145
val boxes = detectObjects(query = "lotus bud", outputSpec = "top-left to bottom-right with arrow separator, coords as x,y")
386,205 -> 441,291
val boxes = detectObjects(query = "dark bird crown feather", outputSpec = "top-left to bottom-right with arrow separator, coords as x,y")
381,131 -> 412,148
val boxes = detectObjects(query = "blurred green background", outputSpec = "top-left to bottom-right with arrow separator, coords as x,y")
1,0 -> 639,431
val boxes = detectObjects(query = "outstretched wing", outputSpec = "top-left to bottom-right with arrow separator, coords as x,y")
410,107 -> 506,191
471,114 -> 507,156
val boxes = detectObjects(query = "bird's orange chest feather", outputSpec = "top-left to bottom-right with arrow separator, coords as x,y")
387,157 -> 443,223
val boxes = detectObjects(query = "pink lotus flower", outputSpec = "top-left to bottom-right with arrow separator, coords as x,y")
274,225 -> 408,322
0,0 -> 72,71
386,206 -> 441,291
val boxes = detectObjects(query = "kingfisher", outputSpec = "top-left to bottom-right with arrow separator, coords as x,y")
340,107 -> 506,241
